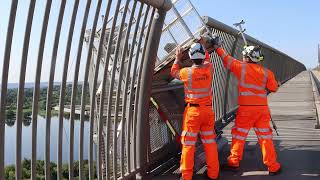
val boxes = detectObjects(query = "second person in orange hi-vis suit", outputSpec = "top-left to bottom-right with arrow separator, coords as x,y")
171,43 -> 219,180
206,34 -> 281,176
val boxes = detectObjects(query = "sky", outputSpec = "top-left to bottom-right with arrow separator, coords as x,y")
0,0 -> 319,83
196,0 -> 320,69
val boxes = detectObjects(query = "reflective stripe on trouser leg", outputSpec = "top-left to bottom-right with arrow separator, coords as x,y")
180,105 -> 200,180
200,130 -> 219,179
200,130 -> 216,144
228,126 -> 249,167
254,128 -> 280,172
180,130 -> 197,180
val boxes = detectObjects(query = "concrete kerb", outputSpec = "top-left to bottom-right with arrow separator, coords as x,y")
309,70 -> 320,129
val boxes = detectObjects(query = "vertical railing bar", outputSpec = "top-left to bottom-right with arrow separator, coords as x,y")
30,1 -> 53,179
100,0 -> 123,178
0,1 -> 18,178
45,0 -> 67,179
80,0 -> 103,179
122,2 -> 144,174
127,5 -> 150,170
93,0 -> 114,179
133,8 -> 155,167
57,0 -> 80,179
106,0 -> 131,179
68,0 -> 92,180
15,0 -> 37,179
116,1 -> 137,177
135,7 -> 167,178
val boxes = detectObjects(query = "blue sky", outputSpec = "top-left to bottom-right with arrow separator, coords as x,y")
197,0 -> 320,69
0,0 -> 319,83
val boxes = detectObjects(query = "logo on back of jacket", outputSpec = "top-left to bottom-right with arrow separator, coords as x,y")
195,74 -> 209,81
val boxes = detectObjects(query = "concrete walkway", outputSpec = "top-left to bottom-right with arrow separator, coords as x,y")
217,71 -> 320,180
154,71 -> 320,180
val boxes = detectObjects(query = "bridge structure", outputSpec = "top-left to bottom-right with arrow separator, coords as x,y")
0,0 -> 319,180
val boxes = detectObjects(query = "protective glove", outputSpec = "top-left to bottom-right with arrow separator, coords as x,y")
199,32 -> 222,53
210,33 -> 222,49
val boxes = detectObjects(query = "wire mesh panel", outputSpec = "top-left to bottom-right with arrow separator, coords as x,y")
156,0 -> 206,65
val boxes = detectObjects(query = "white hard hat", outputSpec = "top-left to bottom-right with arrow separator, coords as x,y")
242,45 -> 264,62
188,43 -> 206,60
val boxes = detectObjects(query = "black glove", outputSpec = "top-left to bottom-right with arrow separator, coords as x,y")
210,33 -> 222,48
200,32 -> 222,52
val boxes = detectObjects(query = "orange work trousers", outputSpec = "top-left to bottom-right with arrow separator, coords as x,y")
228,106 -> 281,172
180,105 -> 219,180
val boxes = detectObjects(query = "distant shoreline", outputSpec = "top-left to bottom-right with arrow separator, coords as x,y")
5,83 -> 89,120
4,81 -> 84,89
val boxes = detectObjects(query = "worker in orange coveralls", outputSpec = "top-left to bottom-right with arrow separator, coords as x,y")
203,33 -> 281,176
171,43 -> 219,180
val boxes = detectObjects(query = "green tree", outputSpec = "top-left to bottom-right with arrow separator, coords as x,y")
22,158 -> 31,171
4,165 -> 15,180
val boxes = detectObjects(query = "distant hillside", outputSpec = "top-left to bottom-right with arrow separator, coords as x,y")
5,82 -> 82,89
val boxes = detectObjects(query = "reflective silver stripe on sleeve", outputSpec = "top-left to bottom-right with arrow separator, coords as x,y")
240,63 -> 246,84
181,131 -> 198,137
182,140 -> 196,145
187,68 -> 193,91
257,134 -> 273,139
232,134 -> 246,141
174,72 -> 180,79
201,138 -> 216,144
234,127 -> 249,133
227,56 -> 233,70
200,131 -> 214,136
221,53 -> 227,60
263,67 -> 268,85
240,91 -> 267,97
254,127 -> 270,133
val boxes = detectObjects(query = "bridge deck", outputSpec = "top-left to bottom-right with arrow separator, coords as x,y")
154,71 -> 320,179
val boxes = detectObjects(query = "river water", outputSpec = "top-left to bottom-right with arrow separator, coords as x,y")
4,115 -> 94,165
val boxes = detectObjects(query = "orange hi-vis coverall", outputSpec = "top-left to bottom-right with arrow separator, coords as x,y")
171,58 -> 219,180
216,47 -> 281,173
